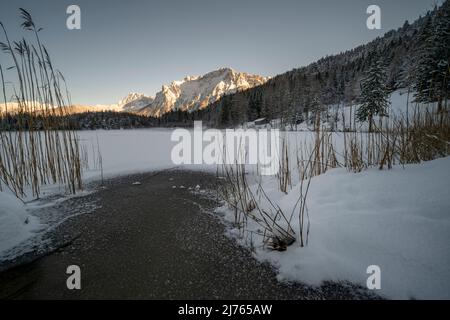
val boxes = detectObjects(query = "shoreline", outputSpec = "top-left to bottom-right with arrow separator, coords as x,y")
0,169 -> 377,299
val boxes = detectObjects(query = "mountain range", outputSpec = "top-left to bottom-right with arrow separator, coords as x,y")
1,68 -> 267,116
116,67 -> 267,117
137,68 -> 267,117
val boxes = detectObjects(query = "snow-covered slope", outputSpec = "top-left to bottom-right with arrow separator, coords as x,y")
138,67 -> 268,117
264,89 -> 440,132
66,104 -> 123,113
60,93 -> 154,113
0,102 -> 47,114
0,102 -> 123,114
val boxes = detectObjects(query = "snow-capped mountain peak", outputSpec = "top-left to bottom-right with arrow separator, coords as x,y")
138,67 -> 268,117
118,92 -> 154,112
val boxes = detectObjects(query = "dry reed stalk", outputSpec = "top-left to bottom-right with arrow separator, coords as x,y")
0,9 -> 83,200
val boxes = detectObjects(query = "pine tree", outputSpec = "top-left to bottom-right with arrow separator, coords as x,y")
356,58 -> 390,132
309,96 -> 323,130
414,3 -> 450,108
432,2 -> 450,108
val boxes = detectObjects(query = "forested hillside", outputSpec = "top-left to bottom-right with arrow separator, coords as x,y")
158,2 -> 449,128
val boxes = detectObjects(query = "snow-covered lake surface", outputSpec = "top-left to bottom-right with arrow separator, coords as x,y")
79,128 -> 179,180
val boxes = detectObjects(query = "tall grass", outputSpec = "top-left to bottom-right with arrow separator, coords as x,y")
0,9 -> 82,199
220,161 -> 297,251
219,102 -> 449,251
341,104 -> 450,172
277,135 -> 291,194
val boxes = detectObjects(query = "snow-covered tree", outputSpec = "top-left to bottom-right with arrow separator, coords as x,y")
357,58 -> 390,132
414,3 -> 450,108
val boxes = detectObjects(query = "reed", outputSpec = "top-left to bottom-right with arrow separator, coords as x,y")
219,142 -> 296,251
277,135 -> 291,194
341,103 -> 449,172
218,101 -> 449,252
0,9 -> 82,200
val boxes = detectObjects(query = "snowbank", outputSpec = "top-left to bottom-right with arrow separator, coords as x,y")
218,156 -> 450,299
0,192 -> 40,258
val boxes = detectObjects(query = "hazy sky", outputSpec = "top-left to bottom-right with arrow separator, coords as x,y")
0,0 -> 440,105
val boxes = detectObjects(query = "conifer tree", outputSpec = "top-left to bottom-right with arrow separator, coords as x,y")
414,3 -> 450,108
357,58 -> 390,132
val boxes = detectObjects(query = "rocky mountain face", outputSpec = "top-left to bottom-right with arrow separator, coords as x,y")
136,68 -> 267,117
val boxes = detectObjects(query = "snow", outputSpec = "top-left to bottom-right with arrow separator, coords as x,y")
1,93 -> 153,115
217,156 -> 450,299
0,128 -> 178,259
1,89 -> 449,299
276,89 -> 438,132
117,92 -> 154,112
0,192 -> 40,258
142,67 -> 267,117
78,129 -> 179,181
